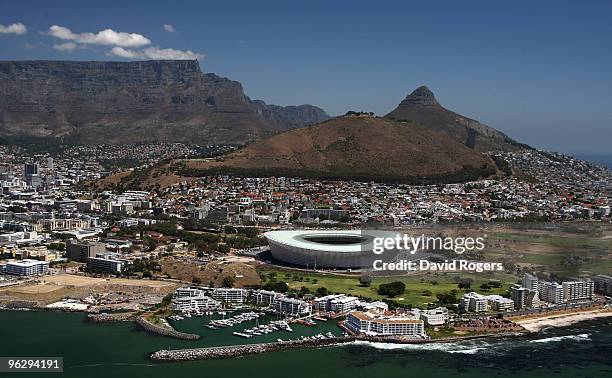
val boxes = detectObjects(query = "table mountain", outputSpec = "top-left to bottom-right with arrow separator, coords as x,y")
0,60 -> 329,145
386,86 -> 528,152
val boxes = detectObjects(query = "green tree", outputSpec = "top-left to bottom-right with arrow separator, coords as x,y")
221,276 -> 235,288
359,274 -> 372,287
377,281 -> 405,297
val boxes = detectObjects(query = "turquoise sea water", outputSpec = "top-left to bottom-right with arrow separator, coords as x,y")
0,310 -> 611,378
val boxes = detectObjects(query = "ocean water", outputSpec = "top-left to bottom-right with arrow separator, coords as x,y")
0,310 -> 611,378
573,154 -> 612,169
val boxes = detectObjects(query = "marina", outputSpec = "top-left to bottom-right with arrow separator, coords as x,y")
234,319 -> 294,338
206,311 -> 263,329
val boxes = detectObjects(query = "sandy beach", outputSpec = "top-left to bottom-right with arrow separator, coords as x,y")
514,309 -> 612,332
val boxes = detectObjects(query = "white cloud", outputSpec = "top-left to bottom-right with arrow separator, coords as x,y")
142,46 -> 203,60
53,42 -> 77,52
163,24 -> 175,33
108,46 -> 203,60
0,22 -> 27,35
109,46 -> 141,58
49,25 -> 150,47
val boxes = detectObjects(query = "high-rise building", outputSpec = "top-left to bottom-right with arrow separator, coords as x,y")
24,163 -> 39,176
562,279 -> 594,301
24,163 -> 42,189
538,281 -> 564,304
511,284 -> 540,309
522,273 -> 539,291
593,275 -> 612,295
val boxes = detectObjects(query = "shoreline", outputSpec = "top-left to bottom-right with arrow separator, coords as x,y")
512,308 -> 612,332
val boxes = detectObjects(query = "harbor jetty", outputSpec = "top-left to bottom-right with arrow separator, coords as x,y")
135,317 -> 201,340
151,336 -> 356,361
150,330 -> 531,362
88,312 -> 135,322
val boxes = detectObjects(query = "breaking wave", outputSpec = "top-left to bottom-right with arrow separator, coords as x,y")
529,333 -> 591,344
350,340 -> 489,354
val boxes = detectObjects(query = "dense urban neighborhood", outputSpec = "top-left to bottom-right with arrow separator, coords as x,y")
0,142 -> 611,353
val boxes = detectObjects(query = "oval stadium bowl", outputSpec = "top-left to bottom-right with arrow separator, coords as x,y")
264,230 -> 374,269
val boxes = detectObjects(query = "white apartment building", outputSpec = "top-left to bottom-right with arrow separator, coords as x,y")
172,295 -> 220,312
563,280 -> 594,301
511,284 -> 539,309
538,281 -> 564,304
273,296 -> 311,316
173,287 -> 206,299
329,295 -> 359,313
460,292 -> 488,312
252,289 -> 278,306
3,259 -> 49,276
211,288 -> 248,303
418,307 -> 449,326
522,273 -> 539,291
486,295 -> 515,311
346,311 -> 425,337
593,275 -> 612,295
313,294 -> 346,311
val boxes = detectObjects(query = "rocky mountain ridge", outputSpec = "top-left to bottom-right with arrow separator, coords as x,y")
0,60 -> 329,145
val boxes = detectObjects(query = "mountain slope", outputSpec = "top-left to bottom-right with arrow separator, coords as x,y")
0,60 -> 329,145
386,86 -> 527,152
175,115 -> 496,184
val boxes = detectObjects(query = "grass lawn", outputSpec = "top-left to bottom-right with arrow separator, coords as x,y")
258,267 -> 518,308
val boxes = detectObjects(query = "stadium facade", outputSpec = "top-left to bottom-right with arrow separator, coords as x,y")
264,230 -> 375,268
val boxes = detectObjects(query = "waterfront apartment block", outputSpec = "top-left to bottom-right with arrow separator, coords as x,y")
252,289 -> 278,306
273,296 -> 311,316
313,294 -> 359,313
346,311 -> 425,337
172,295 -> 220,312
562,279 -> 594,301
522,273 -> 539,291
511,284 -> 539,309
460,292 -> 515,312
173,287 -> 206,299
460,292 -> 489,312
211,288 -> 248,303
487,295 -> 515,311
538,281 -> 564,304
536,279 -> 594,304
329,295 -> 359,313
593,275 -> 612,295
2,259 -> 49,276
416,307 -> 449,326
313,294 -> 346,311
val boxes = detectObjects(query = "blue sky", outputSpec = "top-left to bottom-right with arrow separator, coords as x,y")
1,0 -> 611,155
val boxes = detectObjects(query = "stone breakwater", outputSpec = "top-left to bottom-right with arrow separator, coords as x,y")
151,336 -> 357,361
135,317 -> 201,340
88,312 -> 135,322
150,332 -> 531,362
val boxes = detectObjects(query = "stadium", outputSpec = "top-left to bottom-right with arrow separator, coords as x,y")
264,230 -> 375,269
